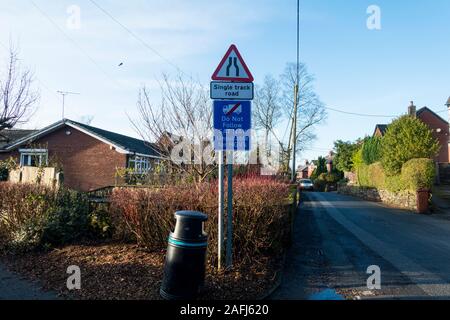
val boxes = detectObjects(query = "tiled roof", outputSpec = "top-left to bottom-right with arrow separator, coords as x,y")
65,120 -> 162,157
0,129 -> 38,148
0,119 -> 163,158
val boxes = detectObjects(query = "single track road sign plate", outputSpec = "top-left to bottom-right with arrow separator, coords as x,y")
210,81 -> 254,100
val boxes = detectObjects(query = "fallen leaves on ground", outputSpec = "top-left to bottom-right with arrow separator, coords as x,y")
0,241 -> 282,300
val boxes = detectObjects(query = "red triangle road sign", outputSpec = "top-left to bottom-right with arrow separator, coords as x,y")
211,44 -> 254,82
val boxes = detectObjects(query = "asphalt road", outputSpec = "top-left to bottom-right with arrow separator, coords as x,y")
271,191 -> 450,300
0,264 -> 57,300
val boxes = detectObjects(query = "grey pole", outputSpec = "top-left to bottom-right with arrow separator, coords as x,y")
226,150 -> 233,268
218,150 -> 224,270
291,0 -> 300,207
291,0 -> 300,183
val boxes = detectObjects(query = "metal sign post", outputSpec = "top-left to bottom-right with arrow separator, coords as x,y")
218,150 -> 224,270
226,150 -> 233,268
212,44 -> 254,271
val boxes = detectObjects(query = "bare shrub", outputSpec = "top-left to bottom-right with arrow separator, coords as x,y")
110,177 -> 291,267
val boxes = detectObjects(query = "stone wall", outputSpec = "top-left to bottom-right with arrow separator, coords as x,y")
344,171 -> 357,185
338,184 -> 417,211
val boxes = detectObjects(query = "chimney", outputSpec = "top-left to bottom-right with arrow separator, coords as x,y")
446,96 -> 450,108
408,101 -> 417,118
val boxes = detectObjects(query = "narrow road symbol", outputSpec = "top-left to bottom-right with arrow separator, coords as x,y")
226,57 -> 239,77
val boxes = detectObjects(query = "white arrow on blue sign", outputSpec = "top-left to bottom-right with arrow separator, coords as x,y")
213,100 -> 251,151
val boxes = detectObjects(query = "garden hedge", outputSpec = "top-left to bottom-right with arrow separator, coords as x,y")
355,158 -> 435,192
110,177 -> 292,267
0,182 -> 111,250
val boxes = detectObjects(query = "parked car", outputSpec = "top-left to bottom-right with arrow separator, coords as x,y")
299,179 -> 314,191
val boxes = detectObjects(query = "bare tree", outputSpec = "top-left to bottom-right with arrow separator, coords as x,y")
0,45 -> 39,132
130,73 -> 215,182
253,74 -> 282,156
276,63 -> 327,172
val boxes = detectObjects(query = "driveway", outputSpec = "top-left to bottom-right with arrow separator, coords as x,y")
271,192 -> 450,300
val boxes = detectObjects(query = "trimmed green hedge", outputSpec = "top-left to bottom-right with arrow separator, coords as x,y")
381,115 -> 439,176
401,158 -> 435,191
356,158 -> 435,192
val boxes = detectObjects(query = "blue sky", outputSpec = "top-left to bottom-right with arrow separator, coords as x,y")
1,0 -> 449,164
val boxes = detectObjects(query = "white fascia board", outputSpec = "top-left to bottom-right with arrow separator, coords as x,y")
4,122 -> 65,151
3,120 -> 167,160
66,123 -> 166,160
133,152 -> 168,160
19,148 -> 48,153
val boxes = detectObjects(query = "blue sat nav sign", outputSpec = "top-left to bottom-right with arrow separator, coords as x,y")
213,100 -> 251,151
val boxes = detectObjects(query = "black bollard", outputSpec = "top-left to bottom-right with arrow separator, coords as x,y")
160,211 -> 208,300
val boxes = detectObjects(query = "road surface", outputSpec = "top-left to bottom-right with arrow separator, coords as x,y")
0,264 -> 57,300
271,192 -> 450,300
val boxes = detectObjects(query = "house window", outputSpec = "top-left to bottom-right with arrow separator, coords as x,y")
128,156 -> 151,174
19,149 -> 48,167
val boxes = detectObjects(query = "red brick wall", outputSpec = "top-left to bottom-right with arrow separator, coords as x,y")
0,125 -> 127,191
418,110 -> 449,163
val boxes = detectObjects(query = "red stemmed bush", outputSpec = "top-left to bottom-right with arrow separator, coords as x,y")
110,177 -> 292,267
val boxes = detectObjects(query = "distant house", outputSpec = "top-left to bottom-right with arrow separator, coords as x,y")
307,161 -> 316,178
157,131 -> 183,152
373,124 -> 388,137
373,101 -> 450,164
0,119 -> 165,191
297,163 -> 309,179
297,152 -> 335,180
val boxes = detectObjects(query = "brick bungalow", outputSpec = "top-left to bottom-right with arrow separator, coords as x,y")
0,119 -> 165,191
373,101 -> 450,164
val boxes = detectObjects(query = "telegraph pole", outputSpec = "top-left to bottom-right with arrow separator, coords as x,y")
57,91 -> 80,119
291,0 -> 300,186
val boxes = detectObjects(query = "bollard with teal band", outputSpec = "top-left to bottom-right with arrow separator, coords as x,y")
160,211 -> 208,300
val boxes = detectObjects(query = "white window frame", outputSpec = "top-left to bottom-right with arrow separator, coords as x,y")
128,155 -> 151,174
19,149 -> 48,167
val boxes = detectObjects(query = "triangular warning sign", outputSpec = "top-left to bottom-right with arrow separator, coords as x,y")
212,44 -> 254,82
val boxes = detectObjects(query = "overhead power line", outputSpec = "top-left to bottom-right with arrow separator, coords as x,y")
326,106 -> 449,118
325,106 -> 397,118
88,0 -> 189,77
29,0 -> 122,88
